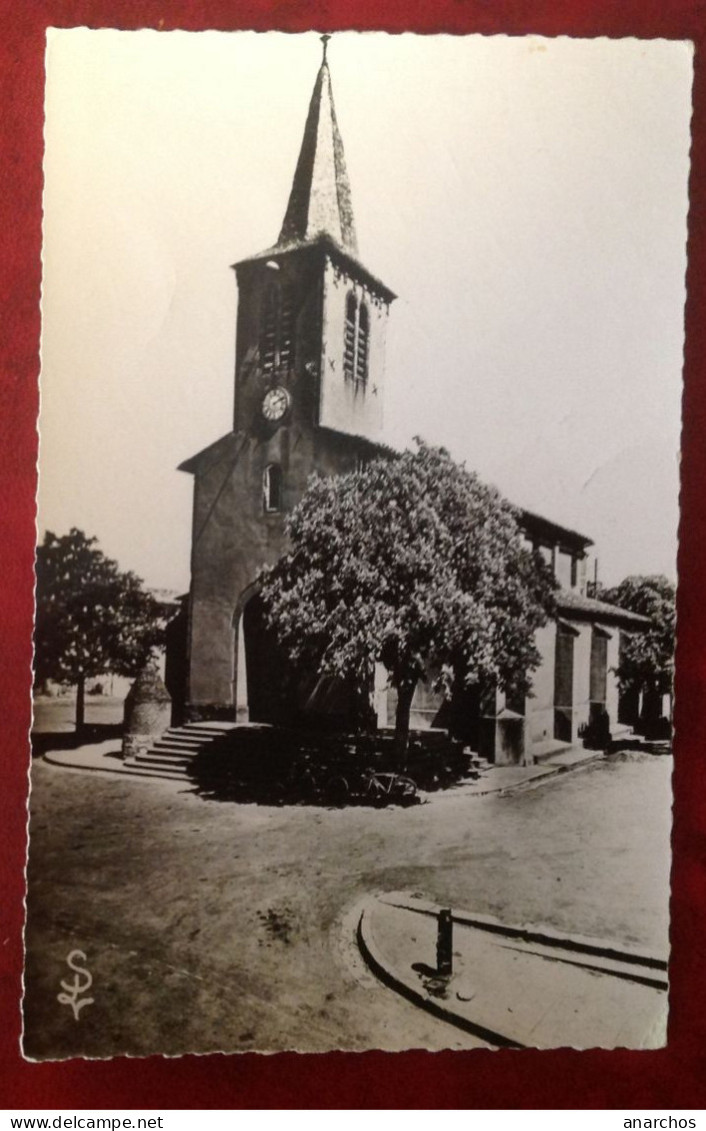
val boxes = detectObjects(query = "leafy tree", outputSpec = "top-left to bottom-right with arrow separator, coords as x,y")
34,529 -> 164,731
259,441 -> 556,760
601,574 -> 675,720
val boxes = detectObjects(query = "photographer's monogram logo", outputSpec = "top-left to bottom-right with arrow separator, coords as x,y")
57,950 -> 94,1020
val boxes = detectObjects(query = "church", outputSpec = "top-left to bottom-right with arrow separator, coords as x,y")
168,39 -> 648,765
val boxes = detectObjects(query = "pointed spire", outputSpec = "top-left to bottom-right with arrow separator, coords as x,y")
277,36 -> 358,255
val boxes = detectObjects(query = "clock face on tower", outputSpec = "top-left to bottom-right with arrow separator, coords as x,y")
261,386 -> 291,423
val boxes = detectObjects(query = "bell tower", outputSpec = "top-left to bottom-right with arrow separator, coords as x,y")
178,39 -> 396,721
231,36 -> 395,444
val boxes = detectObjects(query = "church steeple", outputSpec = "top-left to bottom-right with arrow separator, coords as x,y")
277,36 -> 358,255
229,37 -> 394,442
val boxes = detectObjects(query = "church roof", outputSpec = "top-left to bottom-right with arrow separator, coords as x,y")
178,427 -> 395,476
276,39 -> 358,255
234,233 -> 396,305
556,588 -> 651,628
178,431 -> 247,475
520,509 -> 594,552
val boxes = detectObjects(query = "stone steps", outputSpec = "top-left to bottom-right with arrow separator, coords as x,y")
611,724 -> 634,740
151,736 -> 208,751
122,759 -> 191,781
123,721 -> 238,780
118,763 -> 188,782
530,739 -> 574,764
459,754 -> 491,782
133,751 -> 194,768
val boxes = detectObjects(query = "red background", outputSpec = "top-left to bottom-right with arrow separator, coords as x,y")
2,0 -> 705,1109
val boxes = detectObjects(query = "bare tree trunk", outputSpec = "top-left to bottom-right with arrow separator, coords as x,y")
75,675 -> 86,734
394,678 -> 417,767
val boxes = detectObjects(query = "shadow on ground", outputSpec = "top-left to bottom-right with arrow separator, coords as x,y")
606,737 -> 671,756
188,727 -> 472,808
31,723 -> 124,757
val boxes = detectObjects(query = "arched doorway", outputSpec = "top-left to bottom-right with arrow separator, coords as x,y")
240,593 -> 293,725
237,592 -> 367,731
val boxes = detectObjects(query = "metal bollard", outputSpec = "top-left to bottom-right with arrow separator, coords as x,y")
437,908 -> 453,976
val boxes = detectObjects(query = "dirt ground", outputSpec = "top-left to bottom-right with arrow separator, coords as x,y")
22,751 -> 672,1059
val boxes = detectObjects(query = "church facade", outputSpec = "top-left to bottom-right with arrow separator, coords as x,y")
171,43 -> 648,764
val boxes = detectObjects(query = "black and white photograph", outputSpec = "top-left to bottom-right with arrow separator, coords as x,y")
25,29 -> 690,1058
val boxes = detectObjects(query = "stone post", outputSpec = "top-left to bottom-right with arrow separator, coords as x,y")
122,661 -> 172,760
437,908 -> 454,977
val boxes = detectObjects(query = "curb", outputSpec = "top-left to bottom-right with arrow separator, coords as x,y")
418,750 -> 605,803
41,741 -> 607,797
356,908 -> 521,1049
356,894 -> 668,1049
42,748 -> 187,783
376,894 -> 669,975
497,751 -> 606,796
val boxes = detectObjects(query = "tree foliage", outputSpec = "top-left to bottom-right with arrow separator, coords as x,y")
34,529 -> 164,729
601,574 -> 675,698
259,441 -> 557,754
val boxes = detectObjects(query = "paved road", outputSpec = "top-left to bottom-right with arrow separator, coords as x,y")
23,750 -> 671,1058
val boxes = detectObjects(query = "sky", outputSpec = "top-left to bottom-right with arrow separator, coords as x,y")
38,30 -> 693,591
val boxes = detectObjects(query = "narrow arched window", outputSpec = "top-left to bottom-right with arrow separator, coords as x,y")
344,292 -> 357,380
356,302 -> 369,387
260,284 -> 295,374
343,291 -> 370,390
263,464 -> 283,513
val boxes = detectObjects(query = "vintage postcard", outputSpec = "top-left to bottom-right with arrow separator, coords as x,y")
25,29 -> 691,1058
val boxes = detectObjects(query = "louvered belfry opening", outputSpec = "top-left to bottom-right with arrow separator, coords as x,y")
355,302 -> 369,387
344,291 -> 357,379
343,291 -> 369,390
260,283 -> 295,375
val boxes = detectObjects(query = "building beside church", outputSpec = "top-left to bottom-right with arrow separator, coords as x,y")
169,41 -> 648,764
